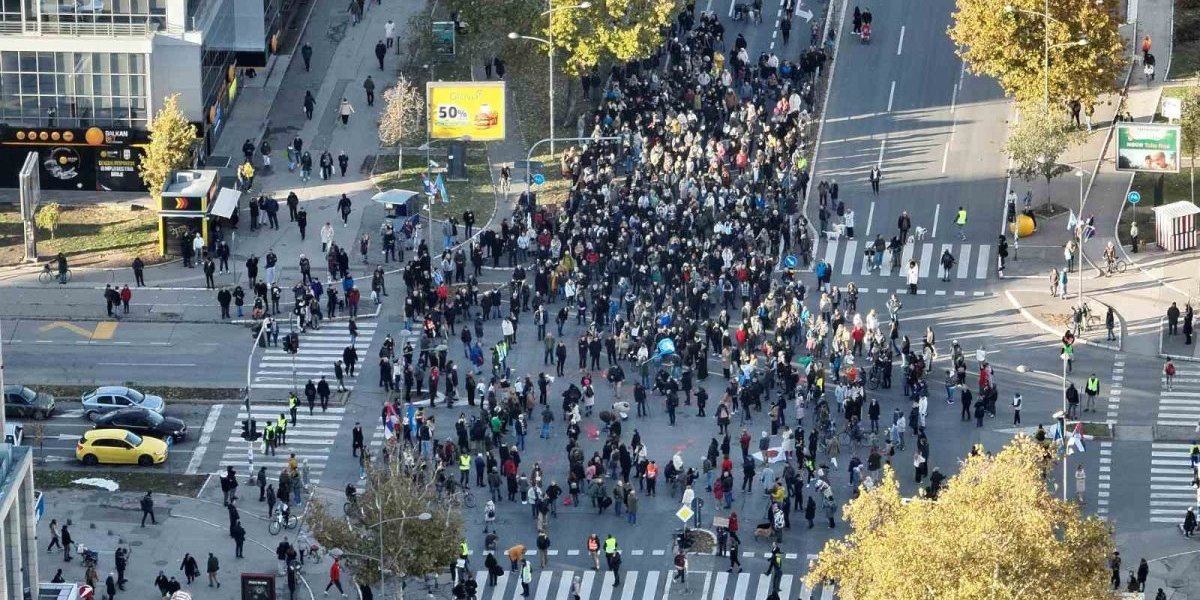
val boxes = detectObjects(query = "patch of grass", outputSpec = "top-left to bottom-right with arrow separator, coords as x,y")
1173,0 -> 1200,80
373,154 -> 497,224
0,204 -> 158,267
1080,422 -> 1113,438
35,469 -> 208,496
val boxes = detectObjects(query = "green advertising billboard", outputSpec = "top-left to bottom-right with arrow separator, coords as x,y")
1116,123 -> 1180,173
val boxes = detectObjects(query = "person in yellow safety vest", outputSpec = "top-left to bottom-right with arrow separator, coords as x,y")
263,422 -> 276,456
459,453 -> 471,486
276,413 -> 287,445
288,392 -> 299,426
603,535 -> 617,569
1084,374 -> 1101,413
238,161 -> 255,191
955,206 -> 968,241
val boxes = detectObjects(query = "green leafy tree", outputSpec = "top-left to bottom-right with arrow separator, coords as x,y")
448,0 -> 541,58
35,202 -> 61,239
805,436 -> 1118,600
378,76 -> 424,173
1179,84 -> 1200,201
138,94 -> 196,202
950,0 -> 1126,107
547,0 -> 680,76
1003,104 -> 1082,209
305,465 -> 464,590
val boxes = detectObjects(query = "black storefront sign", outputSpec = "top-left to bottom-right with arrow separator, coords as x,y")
0,126 -> 149,192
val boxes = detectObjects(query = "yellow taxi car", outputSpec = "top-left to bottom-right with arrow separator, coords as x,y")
75,429 -> 169,466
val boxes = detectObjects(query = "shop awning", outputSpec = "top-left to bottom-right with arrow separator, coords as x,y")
209,187 -> 241,219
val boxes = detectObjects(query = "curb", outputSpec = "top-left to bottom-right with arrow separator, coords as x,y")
1158,316 -> 1200,363
1002,290 -> 1122,352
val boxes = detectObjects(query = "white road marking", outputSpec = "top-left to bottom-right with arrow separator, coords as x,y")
932,203 -> 941,238
956,244 -> 971,279
865,201 -> 875,236
185,404 -> 222,475
876,138 -> 886,167
887,80 -> 896,112
897,25 -> 905,55
918,243 -> 934,278
941,143 -> 952,173
975,244 -> 991,279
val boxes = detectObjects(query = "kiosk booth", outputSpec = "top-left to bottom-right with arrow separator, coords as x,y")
158,170 -> 219,257
1152,201 -> 1200,252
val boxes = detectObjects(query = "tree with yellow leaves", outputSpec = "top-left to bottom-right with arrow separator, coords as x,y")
138,94 -> 196,203
805,436 -> 1118,600
546,0 -> 680,76
949,0 -> 1125,108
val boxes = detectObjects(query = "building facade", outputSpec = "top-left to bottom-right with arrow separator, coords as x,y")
0,443 -> 37,600
0,0 -> 287,190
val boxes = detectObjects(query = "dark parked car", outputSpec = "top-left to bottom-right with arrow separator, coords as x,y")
4,385 -> 55,420
92,408 -> 187,442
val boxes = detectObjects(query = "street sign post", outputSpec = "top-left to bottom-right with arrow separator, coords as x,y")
1127,191 -> 1141,204
675,504 -> 694,524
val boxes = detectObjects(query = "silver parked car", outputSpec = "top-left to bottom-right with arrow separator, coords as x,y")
81,386 -> 165,419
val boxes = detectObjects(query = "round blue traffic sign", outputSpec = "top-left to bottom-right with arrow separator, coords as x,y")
532,173 -> 546,185
1128,191 -> 1141,205
784,255 -> 798,268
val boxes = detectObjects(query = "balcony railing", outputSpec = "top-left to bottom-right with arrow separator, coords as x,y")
0,17 -> 183,38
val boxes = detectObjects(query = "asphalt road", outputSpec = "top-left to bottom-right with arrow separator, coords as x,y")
2,318 -> 252,387
809,0 -> 1010,248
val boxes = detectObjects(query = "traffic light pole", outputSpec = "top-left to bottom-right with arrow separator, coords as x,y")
244,323 -> 268,480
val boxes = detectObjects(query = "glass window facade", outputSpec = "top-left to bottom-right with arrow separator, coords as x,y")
0,50 -> 148,128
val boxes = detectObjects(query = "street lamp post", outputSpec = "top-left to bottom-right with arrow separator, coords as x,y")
361,507 -> 432,600
1004,4 -> 1088,110
509,1 -> 591,157
1039,155 -> 1089,310
416,136 -> 467,252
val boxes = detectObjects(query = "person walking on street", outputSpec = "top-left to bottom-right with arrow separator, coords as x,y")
375,40 -> 387,70
207,553 -> 221,587
869,165 -> 881,195
338,151 -> 350,177
338,194 -> 353,226
363,76 -> 376,106
180,553 -> 200,584
338,98 -> 355,126
325,556 -> 346,596
385,19 -> 395,46
132,256 -> 145,286
301,42 -> 313,71
105,572 -> 117,600
303,91 -> 316,120
60,520 -> 73,561
46,518 -> 61,554
140,492 -> 157,526
1165,358 -> 1177,391
955,206 -> 967,240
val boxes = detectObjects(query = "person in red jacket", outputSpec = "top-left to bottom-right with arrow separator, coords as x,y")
119,285 -> 132,314
325,557 -> 345,595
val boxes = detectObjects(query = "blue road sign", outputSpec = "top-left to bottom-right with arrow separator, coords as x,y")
532,173 -> 546,185
1128,191 -> 1141,204
784,255 -> 798,268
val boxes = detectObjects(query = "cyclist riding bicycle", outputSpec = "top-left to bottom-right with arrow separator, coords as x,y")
1102,241 -> 1118,268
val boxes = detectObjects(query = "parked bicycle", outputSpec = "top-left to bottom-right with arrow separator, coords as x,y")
268,504 -> 298,535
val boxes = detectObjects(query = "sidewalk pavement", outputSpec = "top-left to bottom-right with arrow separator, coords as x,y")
40,487 -> 317,600
1003,0 -> 1173,360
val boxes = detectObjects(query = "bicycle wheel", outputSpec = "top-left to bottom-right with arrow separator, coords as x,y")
38,270 -> 51,284
1115,260 -> 1127,273
62,269 -> 72,283
838,431 -> 851,446
343,501 -> 354,516
866,375 -> 879,390
269,519 -> 282,535
286,515 -> 299,529
463,491 -> 476,508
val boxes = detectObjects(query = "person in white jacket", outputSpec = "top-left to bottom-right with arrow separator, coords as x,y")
906,260 -> 919,294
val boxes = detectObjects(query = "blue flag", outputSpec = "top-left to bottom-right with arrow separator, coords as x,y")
436,174 -> 449,204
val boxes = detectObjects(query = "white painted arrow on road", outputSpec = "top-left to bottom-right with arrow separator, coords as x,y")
795,3 -> 813,20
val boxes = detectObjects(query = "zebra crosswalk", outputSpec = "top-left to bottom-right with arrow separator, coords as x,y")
219,399 -> 345,485
810,239 -> 992,282
1149,443 -> 1196,523
465,567 -> 836,600
252,320 -> 379,391
1156,367 -> 1200,427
